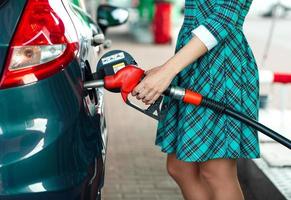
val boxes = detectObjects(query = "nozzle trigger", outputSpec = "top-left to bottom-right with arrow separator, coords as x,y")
125,96 -> 165,120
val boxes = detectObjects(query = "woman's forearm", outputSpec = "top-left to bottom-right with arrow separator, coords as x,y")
162,36 -> 208,76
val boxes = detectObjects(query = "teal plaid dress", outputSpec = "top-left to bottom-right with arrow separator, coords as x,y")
156,0 -> 260,162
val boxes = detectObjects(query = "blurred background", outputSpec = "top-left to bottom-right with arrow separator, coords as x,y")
82,0 -> 291,199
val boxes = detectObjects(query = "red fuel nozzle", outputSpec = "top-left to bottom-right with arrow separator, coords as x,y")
104,65 -> 145,102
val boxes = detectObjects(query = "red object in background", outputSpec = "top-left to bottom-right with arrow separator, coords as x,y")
273,73 -> 291,84
153,2 -> 172,44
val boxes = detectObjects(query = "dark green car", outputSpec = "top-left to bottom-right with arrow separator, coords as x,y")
0,0 -> 127,199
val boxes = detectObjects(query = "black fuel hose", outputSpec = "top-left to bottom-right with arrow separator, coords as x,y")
201,97 -> 291,149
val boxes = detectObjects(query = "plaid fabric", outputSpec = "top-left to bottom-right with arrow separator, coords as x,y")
156,0 -> 260,162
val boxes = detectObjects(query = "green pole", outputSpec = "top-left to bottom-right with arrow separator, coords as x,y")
138,0 -> 155,23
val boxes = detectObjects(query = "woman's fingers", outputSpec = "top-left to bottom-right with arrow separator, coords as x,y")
143,90 -> 156,104
132,88 -> 139,96
148,92 -> 162,105
137,87 -> 150,100
132,65 -> 174,105
132,82 -> 144,96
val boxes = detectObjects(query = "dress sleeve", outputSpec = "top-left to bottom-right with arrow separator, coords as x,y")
199,0 -> 246,43
191,25 -> 218,51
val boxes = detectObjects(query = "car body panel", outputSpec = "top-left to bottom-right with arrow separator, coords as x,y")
0,60 -> 103,195
67,1 -> 102,72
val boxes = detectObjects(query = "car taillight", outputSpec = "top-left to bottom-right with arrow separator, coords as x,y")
0,0 -> 79,89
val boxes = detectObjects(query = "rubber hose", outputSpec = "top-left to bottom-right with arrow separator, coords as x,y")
201,97 -> 291,150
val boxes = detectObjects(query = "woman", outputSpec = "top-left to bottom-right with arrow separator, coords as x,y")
132,0 -> 260,199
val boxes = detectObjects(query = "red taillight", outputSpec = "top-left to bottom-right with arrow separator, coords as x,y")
0,0 -> 79,89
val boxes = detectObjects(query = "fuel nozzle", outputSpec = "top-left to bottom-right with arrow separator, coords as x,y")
84,80 -> 105,89
84,65 -> 144,102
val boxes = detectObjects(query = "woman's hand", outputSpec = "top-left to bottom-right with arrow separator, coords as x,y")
130,35 -> 208,106
132,65 -> 176,105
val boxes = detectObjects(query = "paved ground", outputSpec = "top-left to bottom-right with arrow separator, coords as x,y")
102,13 -> 291,200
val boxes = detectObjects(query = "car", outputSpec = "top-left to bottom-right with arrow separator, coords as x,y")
0,0 -> 128,199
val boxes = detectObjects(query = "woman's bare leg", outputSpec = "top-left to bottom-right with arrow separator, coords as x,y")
167,154 -> 212,200
199,158 -> 244,200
